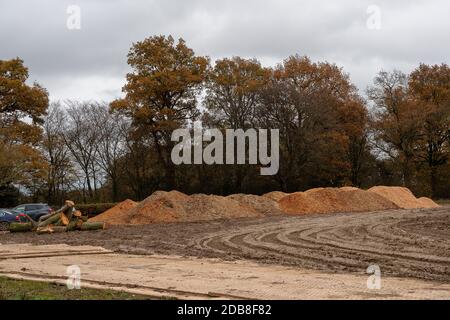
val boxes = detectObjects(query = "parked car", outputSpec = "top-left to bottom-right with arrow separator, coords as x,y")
0,209 -> 27,231
13,203 -> 52,221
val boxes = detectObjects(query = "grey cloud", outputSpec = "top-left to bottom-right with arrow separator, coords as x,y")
0,0 -> 448,100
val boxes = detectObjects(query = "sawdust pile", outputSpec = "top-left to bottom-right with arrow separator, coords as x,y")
123,191 -> 266,225
368,186 -> 439,209
277,192 -> 324,214
262,191 -> 289,201
417,197 -> 441,208
340,186 -> 360,191
89,199 -> 137,225
279,187 -> 399,215
94,191 -> 285,225
227,194 -> 284,216
127,191 -> 191,224
90,186 -> 440,225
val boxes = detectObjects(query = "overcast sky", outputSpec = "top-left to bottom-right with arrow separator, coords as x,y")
1,0 -> 449,102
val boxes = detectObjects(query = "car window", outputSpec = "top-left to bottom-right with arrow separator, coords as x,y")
15,206 -> 25,211
26,205 -> 40,211
0,211 -> 4,217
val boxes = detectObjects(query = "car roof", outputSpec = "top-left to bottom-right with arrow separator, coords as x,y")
0,209 -> 17,214
15,203 -> 48,206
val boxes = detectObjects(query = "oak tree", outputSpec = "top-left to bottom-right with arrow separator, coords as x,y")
409,64 -> 450,196
111,35 -> 209,189
0,58 -> 48,204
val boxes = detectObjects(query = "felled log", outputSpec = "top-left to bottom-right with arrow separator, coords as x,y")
38,211 -> 60,224
65,200 -> 75,207
66,207 -> 75,221
38,200 -> 75,223
38,212 -> 61,228
80,222 -> 105,231
10,201 -> 103,234
9,222 -> 33,233
36,226 -> 67,234
66,218 -> 80,231
76,219 -> 84,228
36,226 -> 53,234
49,226 -> 67,233
38,212 -> 54,223
60,213 -> 69,226
22,214 -> 38,228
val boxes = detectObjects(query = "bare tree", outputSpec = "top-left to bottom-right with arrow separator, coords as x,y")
63,101 -> 104,202
367,70 -> 423,187
92,104 -> 130,201
42,102 -> 75,204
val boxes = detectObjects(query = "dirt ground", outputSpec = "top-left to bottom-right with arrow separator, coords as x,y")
1,206 -> 449,283
2,244 -> 450,300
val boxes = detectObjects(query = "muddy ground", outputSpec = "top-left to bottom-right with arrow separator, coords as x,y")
1,206 -> 449,282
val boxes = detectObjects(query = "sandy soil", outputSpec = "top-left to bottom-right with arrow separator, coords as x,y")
1,206 -> 449,282
1,244 -> 449,300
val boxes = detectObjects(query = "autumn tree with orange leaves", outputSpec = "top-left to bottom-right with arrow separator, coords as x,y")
0,58 -> 49,205
111,36 -> 209,190
203,57 -> 270,192
409,64 -> 450,196
3,36 -> 448,205
368,65 -> 450,197
257,55 -> 369,191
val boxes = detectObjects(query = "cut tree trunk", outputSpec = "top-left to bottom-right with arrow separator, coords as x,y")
80,222 -> 105,231
49,226 -> 67,233
66,218 -> 80,231
9,223 -> 33,233
60,213 -> 69,226
38,201 -> 74,223
22,215 -> 38,228
38,212 -> 55,223
38,213 -> 61,228
65,207 -> 75,221
36,226 -> 53,234
76,219 -> 84,229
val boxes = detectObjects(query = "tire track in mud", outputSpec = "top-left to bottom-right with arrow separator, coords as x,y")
194,207 -> 450,281
2,206 -> 449,282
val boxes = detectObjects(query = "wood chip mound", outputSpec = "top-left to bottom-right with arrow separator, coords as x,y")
89,199 -> 137,225
417,197 -> 441,208
127,191 -> 190,224
279,187 -> 399,215
278,192 -> 326,214
262,191 -> 289,201
125,191 -> 265,224
368,186 -> 440,209
227,194 -> 284,216
89,186 -> 440,225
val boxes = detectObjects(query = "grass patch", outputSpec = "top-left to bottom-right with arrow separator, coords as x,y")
0,276 -> 158,300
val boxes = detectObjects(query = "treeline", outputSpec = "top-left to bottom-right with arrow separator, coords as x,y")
0,35 -> 449,206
